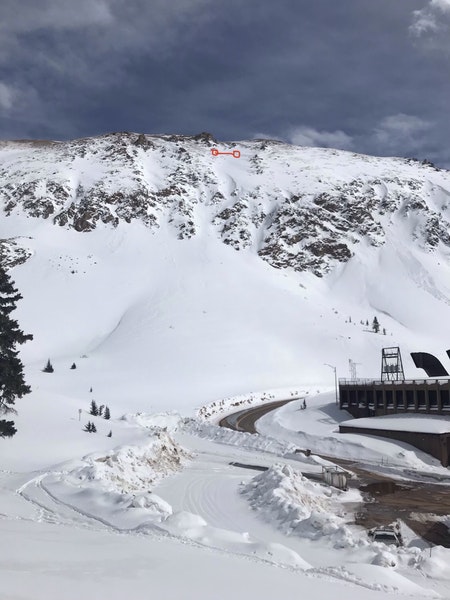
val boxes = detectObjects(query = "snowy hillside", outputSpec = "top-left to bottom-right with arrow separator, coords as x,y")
1,133 -> 450,419
1,132 -> 450,276
2,134 -> 450,599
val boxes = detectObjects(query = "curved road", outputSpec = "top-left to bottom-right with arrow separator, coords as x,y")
218,399 -> 295,434
219,399 -> 450,547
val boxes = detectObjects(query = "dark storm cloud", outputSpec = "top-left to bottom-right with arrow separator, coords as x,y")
1,0 -> 450,166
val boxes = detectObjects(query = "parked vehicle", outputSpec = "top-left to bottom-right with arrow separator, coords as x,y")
368,525 -> 402,547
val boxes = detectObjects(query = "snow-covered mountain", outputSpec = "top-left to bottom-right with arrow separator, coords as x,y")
1,133 -> 450,415
2,133 -> 450,599
1,132 -> 450,276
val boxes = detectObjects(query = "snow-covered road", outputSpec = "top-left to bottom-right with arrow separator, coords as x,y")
154,440 -> 356,569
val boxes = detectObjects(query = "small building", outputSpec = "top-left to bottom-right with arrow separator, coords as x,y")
322,465 -> 349,490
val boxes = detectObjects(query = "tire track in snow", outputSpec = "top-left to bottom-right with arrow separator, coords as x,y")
17,473 -> 114,531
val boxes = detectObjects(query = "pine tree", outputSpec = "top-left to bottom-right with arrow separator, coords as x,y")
0,265 -> 33,438
383,328 -> 386,335
107,430 -> 112,438
89,387 -> 93,393
365,319 -> 369,326
70,362 -> 77,369
89,400 -> 99,416
372,316 -> 380,333
0,420 -> 17,437
98,404 -> 104,416
83,421 -> 97,433
104,406 -> 110,420
43,359 -> 54,373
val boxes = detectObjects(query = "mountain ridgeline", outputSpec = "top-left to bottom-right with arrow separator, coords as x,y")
0,132 -> 449,277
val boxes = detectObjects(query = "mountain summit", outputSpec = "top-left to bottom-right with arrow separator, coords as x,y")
1,132 -> 449,277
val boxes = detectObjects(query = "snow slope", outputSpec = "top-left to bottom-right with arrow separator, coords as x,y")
1,135 -> 450,598
0,134 -> 449,426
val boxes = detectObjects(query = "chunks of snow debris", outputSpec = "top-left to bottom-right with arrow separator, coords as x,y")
40,430 -> 190,530
241,464 -> 358,547
417,545 -> 450,580
72,430 -> 191,494
182,418 -> 299,456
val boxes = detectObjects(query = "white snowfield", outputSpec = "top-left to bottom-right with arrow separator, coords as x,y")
2,397 -> 450,599
1,139 -> 450,598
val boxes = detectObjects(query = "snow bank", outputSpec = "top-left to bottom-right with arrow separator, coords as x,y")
417,546 -> 450,580
334,563 -> 438,597
121,411 -> 308,460
40,430 -> 191,530
121,411 -> 185,433
161,510 -> 311,569
240,462 -> 441,593
241,464 -> 360,547
197,387 -> 311,421
71,429 -> 191,494
182,417 -> 301,457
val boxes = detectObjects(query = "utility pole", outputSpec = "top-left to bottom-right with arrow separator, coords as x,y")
324,363 -> 338,405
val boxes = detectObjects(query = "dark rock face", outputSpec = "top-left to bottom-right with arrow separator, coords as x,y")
1,132 -> 450,276
0,238 -> 33,269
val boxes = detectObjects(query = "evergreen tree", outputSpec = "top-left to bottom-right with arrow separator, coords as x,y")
89,399 -> 99,416
372,316 -> 380,333
83,421 -> 97,433
0,265 -> 33,438
107,430 -> 112,438
70,362 -> 77,369
91,422 -> 97,433
43,359 -> 54,373
98,404 -> 104,416
383,328 -> 386,335
365,319 -> 369,326
89,387 -> 93,393
0,420 -> 17,437
104,406 -> 110,420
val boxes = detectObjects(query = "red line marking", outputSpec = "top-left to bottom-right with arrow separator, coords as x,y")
211,148 -> 240,158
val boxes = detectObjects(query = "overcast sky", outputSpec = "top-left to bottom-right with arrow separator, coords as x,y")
1,0 -> 450,166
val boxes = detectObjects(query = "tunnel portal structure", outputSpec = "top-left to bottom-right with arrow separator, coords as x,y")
339,377 -> 450,419
339,377 -> 450,466
338,347 -> 450,466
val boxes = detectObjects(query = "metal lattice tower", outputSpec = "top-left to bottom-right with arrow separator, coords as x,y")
381,347 -> 405,381
349,359 -> 361,380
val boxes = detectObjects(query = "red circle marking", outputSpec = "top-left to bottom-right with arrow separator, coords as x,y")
211,148 -> 219,156
232,150 -> 241,158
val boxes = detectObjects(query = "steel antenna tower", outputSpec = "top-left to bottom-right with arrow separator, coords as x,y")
381,347 -> 405,381
348,359 -> 361,380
